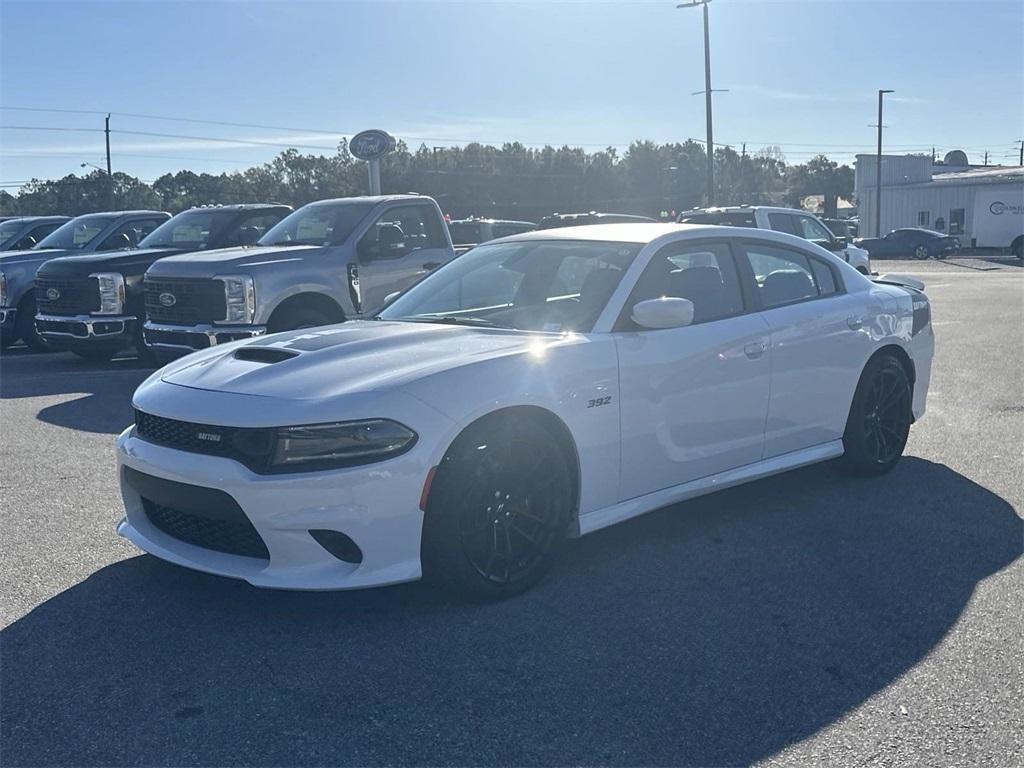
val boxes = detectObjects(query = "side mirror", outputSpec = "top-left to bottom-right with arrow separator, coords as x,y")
15,235 -> 36,250
383,290 -> 402,306
631,297 -> 695,330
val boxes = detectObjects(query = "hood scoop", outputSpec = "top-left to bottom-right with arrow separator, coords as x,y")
233,346 -> 299,364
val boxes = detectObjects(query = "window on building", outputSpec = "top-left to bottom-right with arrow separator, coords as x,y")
917,211 -> 930,227
934,216 -> 945,231
949,209 -> 966,236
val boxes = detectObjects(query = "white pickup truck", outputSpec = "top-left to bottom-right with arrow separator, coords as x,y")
678,205 -> 872,274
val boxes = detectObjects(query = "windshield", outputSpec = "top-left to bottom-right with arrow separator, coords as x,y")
379,239 -> 641,332
259,201 -> 376,247
0,220 -> 25,246
447,222 -> 481,244
36,215 -> 111,250
141,210 -> 226,250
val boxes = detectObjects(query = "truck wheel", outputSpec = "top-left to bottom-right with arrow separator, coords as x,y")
1013,238 -> 1023,261
837,353 -> 912,477
267,306 -> 334,333
16,295 -> 50,352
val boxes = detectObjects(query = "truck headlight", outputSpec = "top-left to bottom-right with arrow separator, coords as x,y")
269,419 -> 417,471
89,272 -> 125,315
0,272 -> 7,307
216,274 -> 255,324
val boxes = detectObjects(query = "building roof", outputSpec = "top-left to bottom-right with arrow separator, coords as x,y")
925,165 -> 1024,186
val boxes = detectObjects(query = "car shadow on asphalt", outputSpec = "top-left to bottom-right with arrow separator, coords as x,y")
1,457 -> 1020,766
0,350 -> 154,434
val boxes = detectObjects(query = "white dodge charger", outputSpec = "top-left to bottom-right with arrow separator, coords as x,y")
117,224 -> 934,598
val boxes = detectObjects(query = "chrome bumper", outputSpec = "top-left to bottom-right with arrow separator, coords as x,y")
35,313 -> 134,339
143,321 -> 267,352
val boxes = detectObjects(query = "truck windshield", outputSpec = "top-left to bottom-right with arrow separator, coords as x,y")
35,215 -> 111,250
0,219 -> 25,245
141,210 -> 225,250
260,201 -> 376,247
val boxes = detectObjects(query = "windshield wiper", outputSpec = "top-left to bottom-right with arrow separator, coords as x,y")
267,240 -> 313,247
400,315 -> 500,328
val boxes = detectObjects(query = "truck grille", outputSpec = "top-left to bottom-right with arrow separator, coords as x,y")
144,277 -> 226,325
35,276 -> 99,316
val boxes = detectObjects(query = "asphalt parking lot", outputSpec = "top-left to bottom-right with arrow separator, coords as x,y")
1,256 -> 1021,767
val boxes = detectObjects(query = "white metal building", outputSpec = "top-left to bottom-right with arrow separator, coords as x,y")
855,154 -> 1024,252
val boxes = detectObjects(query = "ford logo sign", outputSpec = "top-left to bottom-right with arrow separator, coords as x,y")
158,292 -> 177,307
990,201 -> 1007,215
45,287 -> 60,301
349,129 -> 396,162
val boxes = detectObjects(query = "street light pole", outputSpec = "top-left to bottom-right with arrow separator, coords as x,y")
678,0 -> 715,205
875,89 -> 894,238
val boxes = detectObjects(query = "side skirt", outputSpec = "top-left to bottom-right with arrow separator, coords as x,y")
577,440 -> 845,536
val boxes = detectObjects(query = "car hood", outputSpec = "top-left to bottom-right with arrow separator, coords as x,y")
0,248 -> 70,267
36,247 -> 184,278
145,244 -> 324,278
158,320 -> 579,401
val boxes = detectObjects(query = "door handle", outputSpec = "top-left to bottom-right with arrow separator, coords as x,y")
422,261 -> 441,270
743,342 -> 767,359
847,316 -> 864,330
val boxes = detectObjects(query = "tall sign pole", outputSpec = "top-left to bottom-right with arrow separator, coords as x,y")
678,0 -> 721,206
875,89 -> 894,238
349,129 -> 396,196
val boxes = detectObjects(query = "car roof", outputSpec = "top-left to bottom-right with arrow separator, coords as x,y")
683,205 -> 812,216
305,195 -> 426,207
72,210 -> 168,219
0,215 -> 70,223
182,203 -> 291,213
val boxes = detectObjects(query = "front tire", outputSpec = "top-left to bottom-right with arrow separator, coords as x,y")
421,416 -> 573,600
838,354 -> 912,477
16,296 -> 49,352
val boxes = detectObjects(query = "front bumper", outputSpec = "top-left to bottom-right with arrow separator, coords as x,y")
116,426 -> 431,590
143,321 -> 267,353
35,313 -> 135,349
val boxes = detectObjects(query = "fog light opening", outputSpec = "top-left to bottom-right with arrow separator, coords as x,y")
309,529 -> 363,564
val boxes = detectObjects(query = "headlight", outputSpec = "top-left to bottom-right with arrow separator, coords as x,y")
270,419 -> 417,471
216,274 -> 255,324
0,272 -> 7,307
89,272 -> 125,315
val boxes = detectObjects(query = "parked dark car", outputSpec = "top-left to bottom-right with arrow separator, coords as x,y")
856,228 -> 960,260
537,212 -> 657,230
822,218 -> 855,240
34,204 -> 291,361
447,217 -> 535,246
0,210 -> 170,351
0,216 -> 70,251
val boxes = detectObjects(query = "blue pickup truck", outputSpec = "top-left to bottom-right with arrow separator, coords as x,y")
0,210 -> 169,350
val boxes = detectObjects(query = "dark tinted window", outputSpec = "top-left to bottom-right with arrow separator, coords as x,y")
224,211 -> 288,247
678,211 -> 757,227
491,223 -> 534,238
624,241 -> 744,326
447,222 -> 481,244
811,259 -> 838,295
767,213 -> 799,235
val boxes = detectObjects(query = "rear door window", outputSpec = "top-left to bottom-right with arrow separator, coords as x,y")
741,242 -> 826,309
767,213 -> 799,236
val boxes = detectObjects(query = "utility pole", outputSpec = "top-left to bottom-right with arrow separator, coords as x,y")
874,89 -> 894,238
984,150 -> 989,166
104,114 -> 113,209
678,0 -> 719,206
1017,140 -> 1023,167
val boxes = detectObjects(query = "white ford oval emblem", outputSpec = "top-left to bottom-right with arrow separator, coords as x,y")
159,292 -> 177,307
46,287 -> 60,301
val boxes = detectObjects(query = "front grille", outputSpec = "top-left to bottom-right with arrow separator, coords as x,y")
142,498 -> 269,559
35,276 -> 98,316
123,467 -> 270,560
145,277 -> 226,325
134,409 -> 274,471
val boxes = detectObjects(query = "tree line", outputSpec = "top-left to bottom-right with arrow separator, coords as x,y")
0,139 -> 855,221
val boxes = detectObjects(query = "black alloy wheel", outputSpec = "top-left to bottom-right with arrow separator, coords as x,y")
422,416 -> 573,599
838,354 -> 912,476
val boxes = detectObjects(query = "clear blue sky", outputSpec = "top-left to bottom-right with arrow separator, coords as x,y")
2,0 -> 1022,190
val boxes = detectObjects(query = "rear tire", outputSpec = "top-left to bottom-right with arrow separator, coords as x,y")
421,415 -> 573,600
913,245 -> 929,260
1012,238 -> 1023,261
837,353 -> 912,477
